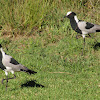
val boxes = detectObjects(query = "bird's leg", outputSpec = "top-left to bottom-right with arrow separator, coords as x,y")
6,76 -> 8,91
82,38 -> 85,55
88,34 -> 91,37
2,79 -> 4,84
2,78 -> 6,84
8,74 -> 16,80
1,74 -> 16,84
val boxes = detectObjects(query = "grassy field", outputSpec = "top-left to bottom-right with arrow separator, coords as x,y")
0,0 -> 100,100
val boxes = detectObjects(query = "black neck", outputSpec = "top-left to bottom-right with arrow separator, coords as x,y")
70,18 -> 82,34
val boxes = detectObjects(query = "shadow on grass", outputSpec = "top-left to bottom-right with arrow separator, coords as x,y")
21,80 -> 44,88
93,42 -> 100,50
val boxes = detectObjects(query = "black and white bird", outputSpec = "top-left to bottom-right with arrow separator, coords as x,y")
65,11 -> 100,54
0,44 -> 37,90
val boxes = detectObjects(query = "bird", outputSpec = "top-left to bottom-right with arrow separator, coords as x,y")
64,11 -> 100,55
0,44 -> 37,90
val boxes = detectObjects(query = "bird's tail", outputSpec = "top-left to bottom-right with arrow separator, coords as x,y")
20,66 -> 37,74
96,30 -> 100,32
26,69 -> 37,74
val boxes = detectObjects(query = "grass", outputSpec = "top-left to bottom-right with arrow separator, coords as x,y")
0,0 -> 100,100
0,35 -> 100,100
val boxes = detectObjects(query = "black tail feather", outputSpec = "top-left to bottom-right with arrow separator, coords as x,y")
26,69 -> 37,74
20,69 -> 37,74
96,30 -> 100,32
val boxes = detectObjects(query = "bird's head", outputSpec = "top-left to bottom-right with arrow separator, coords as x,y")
64,11 -> 76,19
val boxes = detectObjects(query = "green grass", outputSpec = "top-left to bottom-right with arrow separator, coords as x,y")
0,0 -> 100,100
0,35 -> 100,100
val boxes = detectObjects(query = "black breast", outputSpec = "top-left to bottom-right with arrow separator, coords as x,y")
70,19 -> 82,34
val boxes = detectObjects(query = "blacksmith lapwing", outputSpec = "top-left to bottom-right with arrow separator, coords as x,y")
0,44 -> 37,90
64,11 -> 100,54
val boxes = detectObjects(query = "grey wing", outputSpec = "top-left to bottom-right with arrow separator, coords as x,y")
78,21 -> 100,33
2,54 -> 21,72
5,54 -> 19,65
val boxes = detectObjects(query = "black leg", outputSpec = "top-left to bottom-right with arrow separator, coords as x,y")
1,74 -> 16,84
2,79 -> 4,84
88,34 -> 91,37
6,76 -> 8,91
2,74 -> 16,91
2,78 -> 6,84
8,74 -> 16,80
82,38 -> 85,55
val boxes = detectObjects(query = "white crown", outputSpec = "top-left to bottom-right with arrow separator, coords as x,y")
66,11 -> 72,16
